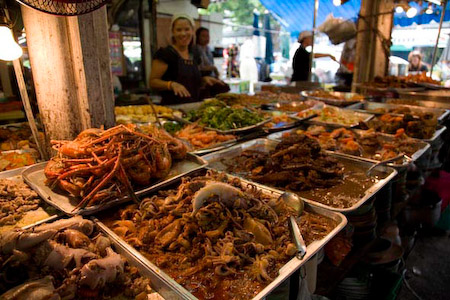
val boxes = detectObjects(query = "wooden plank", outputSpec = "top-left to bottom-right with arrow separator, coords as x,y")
21,5 -> 114,145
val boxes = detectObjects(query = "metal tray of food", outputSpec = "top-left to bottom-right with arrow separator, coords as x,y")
301,91 -> 365,107
171,115 -> 272,135
348,102 -> 450,123
262,110 -> 305,133
424,125 -> 447,146
95,220 -> 188,299
293,105 -> 374,128
0,165 -> 59,233
21,153 -> 208,215
94,170 -> 347,300
203,138 -> 397,212
266,128 -> 430,169
385,98 -> 450,110
261,100 -> 321,112
416,82 -> 448,90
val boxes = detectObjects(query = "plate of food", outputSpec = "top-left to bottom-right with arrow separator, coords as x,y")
183,98 -> 271,134
295,105 -> 374,128
22,124 -> 207,215
301,90 -> 365,106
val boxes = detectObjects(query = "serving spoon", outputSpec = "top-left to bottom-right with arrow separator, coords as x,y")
366,153 -> 411,175
279,192 -> 307,259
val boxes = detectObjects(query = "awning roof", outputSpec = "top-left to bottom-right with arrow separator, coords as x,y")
259,0 -> 450,38
259,0 -> 361,37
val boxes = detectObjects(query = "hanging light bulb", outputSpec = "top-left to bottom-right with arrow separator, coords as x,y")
425,4 -> 434,14
406,6 -> 418,18
333,0 -> 350,6
395,6 -> 405,13
0,25 -> 23,61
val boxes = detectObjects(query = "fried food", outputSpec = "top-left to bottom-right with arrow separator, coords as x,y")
297,106 -> 370,126
106,170 -> 336,299
175,123 -> 235,150
367,113 -> 437,139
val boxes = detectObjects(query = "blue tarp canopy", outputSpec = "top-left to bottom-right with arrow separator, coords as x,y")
259,0 -> 450,38
259,0 -> 361,37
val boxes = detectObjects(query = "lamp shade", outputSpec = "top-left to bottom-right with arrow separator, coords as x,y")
0,26 -> 23,61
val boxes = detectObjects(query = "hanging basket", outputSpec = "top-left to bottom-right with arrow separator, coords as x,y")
16,0 -> 108,16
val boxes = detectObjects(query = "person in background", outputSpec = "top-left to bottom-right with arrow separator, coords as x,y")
149,14 -> 224,105
195,27 -> 219,78
408,50 -> 429,73
292,30 -> 337,82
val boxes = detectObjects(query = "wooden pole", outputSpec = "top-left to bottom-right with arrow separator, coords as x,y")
12,59 -> 47,160
21,5 -> 114,144
431,0 -> 447,77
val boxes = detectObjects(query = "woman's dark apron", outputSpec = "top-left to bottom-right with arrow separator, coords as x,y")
161,55 -> 202,105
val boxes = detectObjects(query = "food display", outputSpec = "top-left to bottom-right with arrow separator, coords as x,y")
263,111 -> 298,130
174,123 -> 236,150
366,113 -> 438,139
0,124 -> 41,152
269,100 -> 319,113
366,76 -> 419,89
404,72 -> 441,85
186,99 -> 265,131
115,104 -> 180,124
103,170 -> 337,299
0,178 -> 54,230
292,126 -> 423,161
302,90 -> 365,106
44,124 -> 187,209
216,91 -> 302,107
0,151 -> 37,171
296,106 -> 373,127
0,216 -> 155,299
215,135 -> 390,209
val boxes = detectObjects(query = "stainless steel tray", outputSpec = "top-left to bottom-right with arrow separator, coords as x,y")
293,105 -> 374,128
266,128 -> 431,169
261,100 -> 321,113
262,110 -> 306,133
95,171 -> 347,300
301,91 -> 365,107
348,101 -> 450,123
203,139 -> 397,212
0,165 -> 59,233
21,153 -> 208,215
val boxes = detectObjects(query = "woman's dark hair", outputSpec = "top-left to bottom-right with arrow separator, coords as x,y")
196,27 -> 209,44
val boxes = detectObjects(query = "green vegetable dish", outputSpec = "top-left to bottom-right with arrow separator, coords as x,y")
186,99 -> 264,130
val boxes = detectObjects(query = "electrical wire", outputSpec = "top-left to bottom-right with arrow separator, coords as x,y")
402,268 -> 424,300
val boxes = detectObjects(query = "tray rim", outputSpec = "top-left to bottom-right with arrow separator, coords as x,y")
21,154 -> 208,216
202,138 -> 398,212
301,90 -> 365,107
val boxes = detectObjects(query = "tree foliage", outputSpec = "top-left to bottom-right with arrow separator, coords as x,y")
206,0 -> 268,26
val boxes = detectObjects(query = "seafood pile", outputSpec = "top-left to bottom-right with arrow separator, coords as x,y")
366,113 -> 437,139
293,126 -> 420,161
404,72 -> 441,85
223,134 -> 344,191
105,170 -> 336,299
45,124 -> 187,209
186,99 -> 264,131
297,106 -> 371,127
0,216 -> 154,299
175,123 -> 236,150
0,179 -> 41,226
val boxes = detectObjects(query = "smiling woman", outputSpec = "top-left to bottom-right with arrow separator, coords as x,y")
150,14 -> 227,105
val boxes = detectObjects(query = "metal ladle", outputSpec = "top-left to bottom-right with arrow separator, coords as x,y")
278,192 -> 307,259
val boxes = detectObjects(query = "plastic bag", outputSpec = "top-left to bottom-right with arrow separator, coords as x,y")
318,14 -> 356,45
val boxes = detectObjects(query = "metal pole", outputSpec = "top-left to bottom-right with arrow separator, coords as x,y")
431,0 -> 447,77
12,59 -> 48,160
309,0 -> 319,82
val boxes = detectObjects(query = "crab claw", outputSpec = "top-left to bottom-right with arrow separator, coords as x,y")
192,182 -> 244,215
